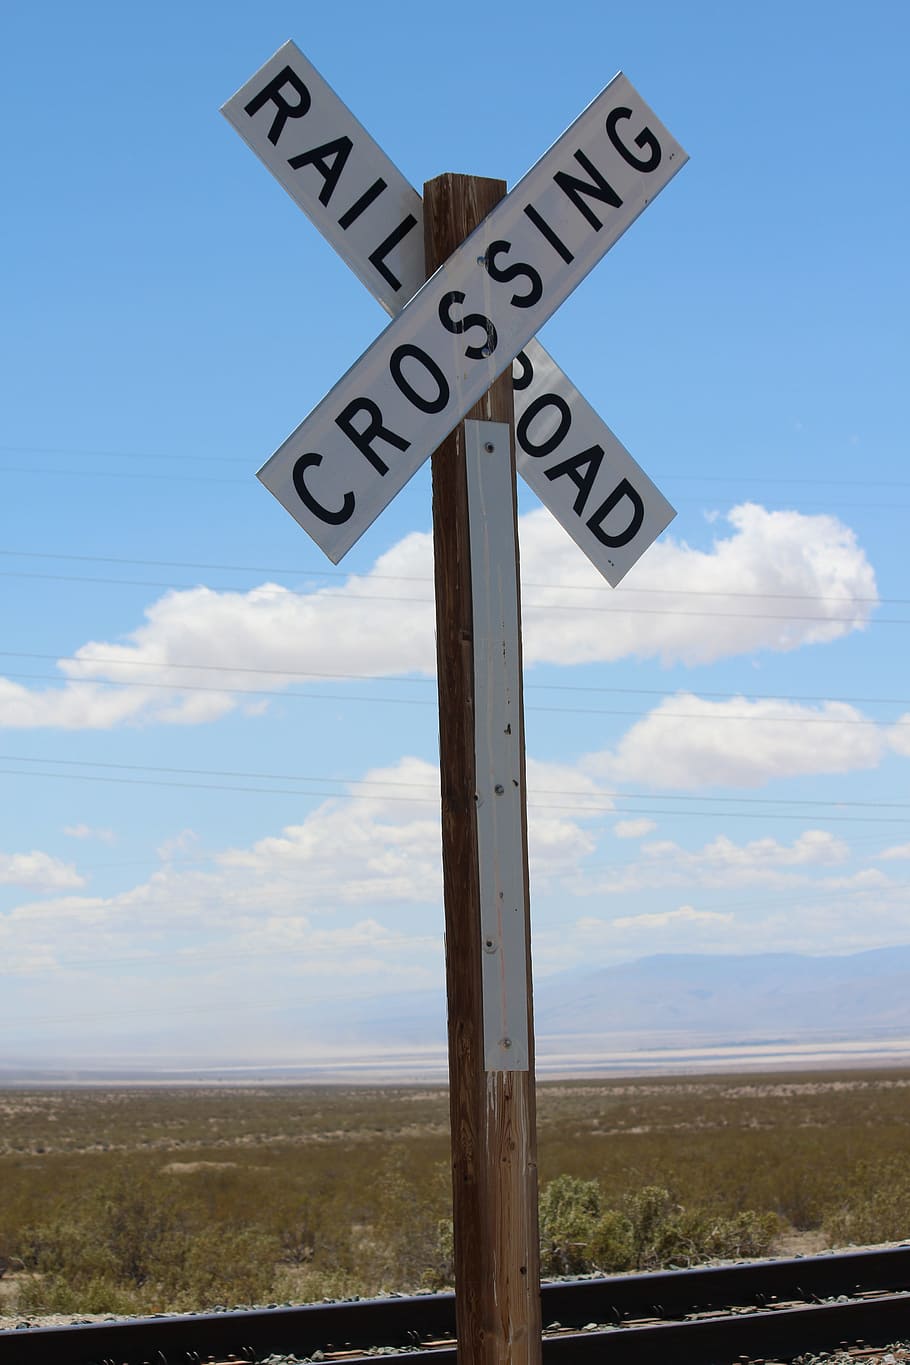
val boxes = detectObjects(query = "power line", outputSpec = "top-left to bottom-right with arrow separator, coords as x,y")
1,766 -> 909,823
2,668 -> 908,726
3,464 -> 909,511
2,650 -> 908,710
5,751 -> 910,810
0,548 -> 889,606
2,442 -> 908,488
0,568 -> 888,624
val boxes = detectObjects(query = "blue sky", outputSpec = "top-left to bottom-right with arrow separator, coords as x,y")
2,0 -> 909,1065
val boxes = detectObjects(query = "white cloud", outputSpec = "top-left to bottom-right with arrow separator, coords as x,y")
157,830 -> 200,862
63,824 -> 116,843
888,715 -> 910,757
0,504 -> 877,730
519,501 -> 877,667
879,843 -> 910,861
610,904 -> 734,931
613,818 -> 657,839
0,851 -> 84,889
568,905 -> 736,958
578,830 -> 851,896
585,694 -> 885,789
0,755 -> 598,984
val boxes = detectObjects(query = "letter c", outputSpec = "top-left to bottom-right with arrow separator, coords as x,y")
292,453 -> 355,525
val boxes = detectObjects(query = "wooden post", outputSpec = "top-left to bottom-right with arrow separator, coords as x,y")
425,174 -> 542,1365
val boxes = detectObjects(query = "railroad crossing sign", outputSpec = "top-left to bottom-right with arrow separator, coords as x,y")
223,41 -> 684,583
223,44 -> 687,1365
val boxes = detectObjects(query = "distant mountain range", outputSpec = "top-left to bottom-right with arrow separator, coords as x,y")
6,948 -> 910,1082
532,946 -> 910,1039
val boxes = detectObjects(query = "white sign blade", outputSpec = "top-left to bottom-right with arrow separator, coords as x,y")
515,341 -> 675,585
222,41 -> 425,315
257,74 -> 687,562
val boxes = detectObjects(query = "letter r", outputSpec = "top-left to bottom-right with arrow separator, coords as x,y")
244,66 -> 311,145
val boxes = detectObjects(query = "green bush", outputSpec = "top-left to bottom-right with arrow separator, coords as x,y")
17,1168 -> 281,1312
822,1159 -> 910,1247
538,1176 -> 778,1276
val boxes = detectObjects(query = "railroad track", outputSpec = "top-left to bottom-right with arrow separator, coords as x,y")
3,1246 -> 910,1365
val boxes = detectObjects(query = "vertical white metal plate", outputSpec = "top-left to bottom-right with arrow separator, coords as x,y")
466,420 -> 530,1072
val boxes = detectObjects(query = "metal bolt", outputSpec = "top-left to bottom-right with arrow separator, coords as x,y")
494,783 -> 505,794
483,938 -> 497,954
502,1037 -> 513,1049
484,441 -> 495,453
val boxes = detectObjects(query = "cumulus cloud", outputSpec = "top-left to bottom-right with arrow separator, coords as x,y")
63,825 -> 116,843
569,904 -> 736,956
584,694 -> 885,789
519,501 -> 877,667
610,904 -> 734,930
578,830 -> 851,896
0,755 -> 599,981
879,843 -> 910,861
0,503 -> 877,730
613,818 -> 657,839
888,716 -> 910,757
0,851 -> 84,889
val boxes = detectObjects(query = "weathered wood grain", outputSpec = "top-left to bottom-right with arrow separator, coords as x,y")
425,172 -> 541,1365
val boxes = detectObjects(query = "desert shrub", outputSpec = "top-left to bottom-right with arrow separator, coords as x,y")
537,1177 -> 778,1276
350,1152 -> 453,1290
16,1272 -> 142,1316
539,1174 -> 633,1275
822,1159 -> 910,1247
17,1167 -> 281,1311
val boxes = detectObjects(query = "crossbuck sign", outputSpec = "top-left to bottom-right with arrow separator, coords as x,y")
223,42 -> 686,582
224,44 -> 688,1364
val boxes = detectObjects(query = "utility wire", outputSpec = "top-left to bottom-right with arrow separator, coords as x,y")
2,442 -> 908,488
0,568 -> 889,624
1,668 -> 907,726
1,766 -> 909,823
2,464 -> 908,510
2,650 -> 907,710
5,751 -> 910,810
0,548 -> 890,606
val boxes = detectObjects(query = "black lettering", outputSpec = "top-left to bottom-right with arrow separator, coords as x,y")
606,107 -> 662,172
438,291 -> 497,360
287,136 -> 352,206
368,214 -> 418,291
545,445 -> 604,515
554,150 -> 622,230
243,66 -> 311,145
523,204 -> 574,264
292,454 -> 354,525
483,240 -> 543,308
586,478 -> 645,547
512,350 -> 534,393
335,398 -> 409,474
516,393 -> 572,458
337,177 -> 387,230
389,344 -> 450,414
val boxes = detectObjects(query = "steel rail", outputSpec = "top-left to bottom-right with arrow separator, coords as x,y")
2,1246 -> 909,1364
